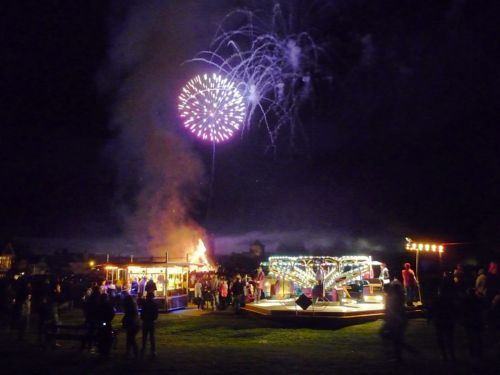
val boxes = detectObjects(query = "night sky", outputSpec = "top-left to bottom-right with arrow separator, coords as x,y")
2,1 -> 499,256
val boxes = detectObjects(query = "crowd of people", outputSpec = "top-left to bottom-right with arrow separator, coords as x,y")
0,276 -> 66,342
0,275 -> 161,359
381,261 -> 500,362
1,260 -> 499,363
191,267 -> 266,313
81,284 -> 159,358
0,268 -> 268,358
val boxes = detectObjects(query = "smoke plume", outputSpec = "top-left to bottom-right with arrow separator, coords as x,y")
100,1 -> 214,258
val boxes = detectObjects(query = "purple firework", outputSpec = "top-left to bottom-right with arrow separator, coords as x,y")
190,2 -> 325,147
178,73 -> 245,143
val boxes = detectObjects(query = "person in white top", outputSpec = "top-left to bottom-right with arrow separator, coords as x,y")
380,263 -> 390,285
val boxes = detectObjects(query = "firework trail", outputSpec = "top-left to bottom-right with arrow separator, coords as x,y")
189,2 -> 326,148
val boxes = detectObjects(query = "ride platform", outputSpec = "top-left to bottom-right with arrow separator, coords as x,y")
243,299 -> 423,326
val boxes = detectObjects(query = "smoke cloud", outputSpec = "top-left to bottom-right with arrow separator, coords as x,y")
100,1 -> 216,258
214,230 -> 388,255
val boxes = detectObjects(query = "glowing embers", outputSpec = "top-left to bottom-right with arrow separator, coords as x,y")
178,73 -> 245,143
405,242 -> 444,253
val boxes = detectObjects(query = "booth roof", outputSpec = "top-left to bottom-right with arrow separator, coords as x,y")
99,261 -> 206,268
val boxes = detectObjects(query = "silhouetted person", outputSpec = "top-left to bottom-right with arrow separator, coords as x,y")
52,283 -> 63,324
202,278 -> 211,310
37,295 -> 51,347
462,288 -> 484,358
381,279 -> 412,362
141,292 -> 158,358
453,264 -> 467,298
429,273 -> 456,361
488,292 -> 500,329
130,278 -> 138,296
486,262 -> 499,304
145,278 -> 157,294
12,279 -> 28,335
96,293 -> 115,358
231,275 -> 245,314
83,286 -> 101,351
17,294 -> 31,340
475,269 -> 487,299
5,283 -> 16,333
138,277 -> 147,299
122,294 -> 139,358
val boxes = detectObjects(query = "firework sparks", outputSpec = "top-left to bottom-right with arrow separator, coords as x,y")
178,73 -> 245,143
190,3 -> 325,146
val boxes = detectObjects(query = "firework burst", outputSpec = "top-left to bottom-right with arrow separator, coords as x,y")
189,2 -> 326,147
178,73 -> 245,143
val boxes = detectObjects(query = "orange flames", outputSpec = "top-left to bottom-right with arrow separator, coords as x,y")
189,239 -> 211,270
149,223 -> 212,269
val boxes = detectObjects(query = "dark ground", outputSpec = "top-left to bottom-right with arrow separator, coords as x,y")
0,306 -> 499,374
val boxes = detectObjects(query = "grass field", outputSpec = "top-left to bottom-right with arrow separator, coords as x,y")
1,307 -> 498,374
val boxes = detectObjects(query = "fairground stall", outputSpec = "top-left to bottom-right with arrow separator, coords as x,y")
102,260 -> 210,310
99,240 -> 213,311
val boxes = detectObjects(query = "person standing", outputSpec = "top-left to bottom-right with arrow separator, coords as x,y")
380,263 -> 390,285
462,288 -> 484,358
194,279 -> 203,309
96,293 -> 115,358
18,294 -> 31,340
429,273 -> 456,361
401,263 -> 417,306
145,278 -> 157,295
37,295 -> 51,347
254,267 -> 266,303
130,278 -> 138,296
122,294 -> 139,358
51,283 -> 63,326
475,269 -> 487,299
201,276 -> 211,310
138,277 -> 147,299
141,292 -> 158,358
231,275 -> 245,314
210,275 -> 220,309
83,286 -> 100,352
219,277 -> 228,310
486,262 -> 499,304
380,279 -> 412,362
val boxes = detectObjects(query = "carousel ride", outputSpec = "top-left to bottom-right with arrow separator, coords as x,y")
244,255 -> 388,320
266,255 -> 384,302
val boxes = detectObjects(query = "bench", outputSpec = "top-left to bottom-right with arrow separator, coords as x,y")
44,324 -> 119,351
